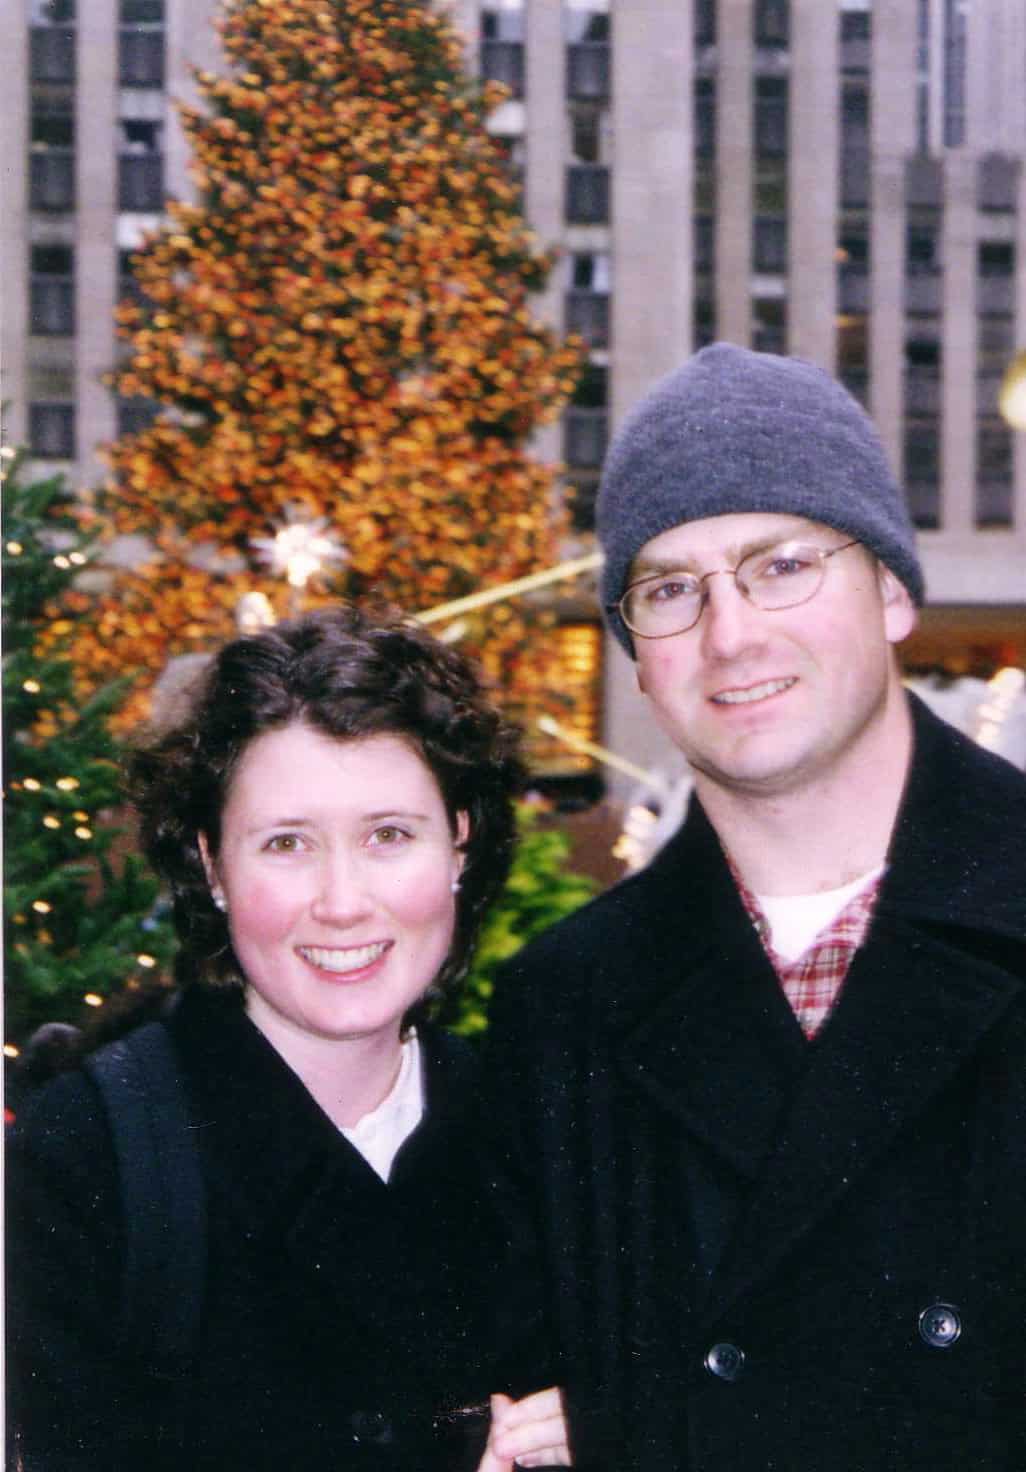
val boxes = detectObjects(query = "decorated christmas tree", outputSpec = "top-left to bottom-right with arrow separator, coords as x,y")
3,451 -> 176,1044
61,0 -> 582,732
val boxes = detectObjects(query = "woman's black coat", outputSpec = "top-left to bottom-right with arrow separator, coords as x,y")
8,987 -> 551,1471
486,696 -> 1026,1471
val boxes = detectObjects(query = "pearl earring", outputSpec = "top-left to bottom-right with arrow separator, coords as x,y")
450,878 -> 461,894
212,893 -> 227,913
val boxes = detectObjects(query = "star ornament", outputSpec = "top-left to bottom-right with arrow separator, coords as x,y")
251,513 -> 348,589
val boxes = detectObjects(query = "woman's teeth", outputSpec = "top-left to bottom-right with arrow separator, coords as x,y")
299,941 -> 389,973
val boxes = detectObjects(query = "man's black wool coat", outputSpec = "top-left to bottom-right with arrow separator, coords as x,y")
8,987 -> 552,1471
487,695 -> 1026,1472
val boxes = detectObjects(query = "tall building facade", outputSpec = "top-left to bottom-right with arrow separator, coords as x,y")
5,0 -> 1025,783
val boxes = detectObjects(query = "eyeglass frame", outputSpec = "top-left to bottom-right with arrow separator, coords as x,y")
611,538 -> 862,640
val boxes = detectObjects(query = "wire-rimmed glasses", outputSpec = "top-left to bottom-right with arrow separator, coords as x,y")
614,539 -> 861,640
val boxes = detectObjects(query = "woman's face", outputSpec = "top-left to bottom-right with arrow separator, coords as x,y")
200,723 -> 466,1055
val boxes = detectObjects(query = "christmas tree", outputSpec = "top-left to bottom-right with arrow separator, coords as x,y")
448,803 -> 596,1037
61,0 -> 582,733
3,451 -> 177,1045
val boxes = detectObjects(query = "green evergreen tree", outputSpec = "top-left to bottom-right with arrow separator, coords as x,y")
446,803 -> 596,1036
2,451 -> 176,1045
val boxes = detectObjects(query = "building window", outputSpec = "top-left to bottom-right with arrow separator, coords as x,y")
566,253 -> 610,348
904,421 -> 940,529
906,224 -> 942,315
116,397 -> 160,438
694,216 -> 714,274
29,103 -> 75,211
753,217 -> 787,273
566,40 -> 610,102
564,0 -> 609,43
754,0 -> 789,48
838,227 -> 869,313
695,78 -> 715,159
840,10 -> 870,74
695,0 -> 716,47
119,27 -> 164,87
564,365 -> 608,471
30,23 -> 75,81
29,403 -> 75,460
29,244 -> 74,334
119,119 -> 164,211
118,247 -> 147,308
30,0 -> 76,17
694,291 -> 715,352
976,424 -> 1013,527
942,0 -> 967,148
837,317 -> 868,400
752,298 -> 786,356
754,77 -> 788,158
906,155 -> 942,209
916,0 -> 930,153
905,337 -> 941,416
839,82 -> 869,208
566,164 -> 609,224
481,3 -> 522,40
978,154 -> 1019,214
978,241 -> 1015,317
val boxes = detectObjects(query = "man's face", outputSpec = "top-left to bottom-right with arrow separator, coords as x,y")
629,512 -> 916,800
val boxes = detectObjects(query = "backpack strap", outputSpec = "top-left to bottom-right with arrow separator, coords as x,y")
83,1020 -> 207,1377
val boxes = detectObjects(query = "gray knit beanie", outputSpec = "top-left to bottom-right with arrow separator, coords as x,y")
597,343 -> 925,653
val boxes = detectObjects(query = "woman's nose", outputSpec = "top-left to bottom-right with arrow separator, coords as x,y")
309,853 -> 374,926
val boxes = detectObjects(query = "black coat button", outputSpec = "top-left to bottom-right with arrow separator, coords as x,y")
918,1302 -> 962,1348
349,1409 -> 394,1445
704,1341 -> 745,1381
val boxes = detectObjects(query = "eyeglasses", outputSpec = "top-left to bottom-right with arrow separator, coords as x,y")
614,539 -> 861,640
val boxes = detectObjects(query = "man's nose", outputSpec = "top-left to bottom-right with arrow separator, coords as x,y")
698,572 -> 763,659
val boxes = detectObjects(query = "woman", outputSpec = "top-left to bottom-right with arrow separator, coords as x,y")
7,606 -> 569,1471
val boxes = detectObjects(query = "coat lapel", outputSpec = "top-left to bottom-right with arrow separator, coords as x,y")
615,804 -> 808,1182
697,698 -> 1026,1325
612,698 -> 1026,1327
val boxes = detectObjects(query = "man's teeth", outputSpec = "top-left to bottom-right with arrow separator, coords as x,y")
300,942 -> 389,973
712,677 -> 796,706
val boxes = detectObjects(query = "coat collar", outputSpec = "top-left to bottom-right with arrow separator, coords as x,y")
168,988 -> 480,1363
615,802 -> 808,1181
614,695 -> 1026,1316
879,691 -> 1026,941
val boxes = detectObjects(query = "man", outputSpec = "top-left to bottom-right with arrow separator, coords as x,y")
486,344 -> 1026,1472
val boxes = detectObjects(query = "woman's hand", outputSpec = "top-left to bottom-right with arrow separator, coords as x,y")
476,1388 -> 572,1470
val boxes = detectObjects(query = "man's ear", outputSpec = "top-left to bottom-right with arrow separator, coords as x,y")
877,565 -> 918,645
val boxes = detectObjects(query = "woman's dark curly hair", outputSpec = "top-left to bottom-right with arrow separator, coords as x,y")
129,605 -> 526,1024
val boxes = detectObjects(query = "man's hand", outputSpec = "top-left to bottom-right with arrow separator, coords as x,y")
476,1388 -> 572,1470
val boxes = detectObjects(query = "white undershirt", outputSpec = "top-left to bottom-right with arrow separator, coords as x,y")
754,865 -> 885,964
340,1030 -> 425,1182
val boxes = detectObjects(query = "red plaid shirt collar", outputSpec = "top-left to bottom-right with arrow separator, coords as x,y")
730,862 -> 882,1040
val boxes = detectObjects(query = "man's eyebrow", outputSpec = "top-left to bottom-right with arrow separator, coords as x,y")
628,558 -> 697,581
628,533 -> 798,583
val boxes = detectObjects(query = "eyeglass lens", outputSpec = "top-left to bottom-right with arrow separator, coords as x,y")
621,542 -> 842,638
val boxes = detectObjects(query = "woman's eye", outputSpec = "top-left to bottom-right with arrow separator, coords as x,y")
265,833 -> 304,853
369,825 -> 410,847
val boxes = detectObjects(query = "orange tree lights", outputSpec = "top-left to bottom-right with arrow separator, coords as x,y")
63,0 -> 583,731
